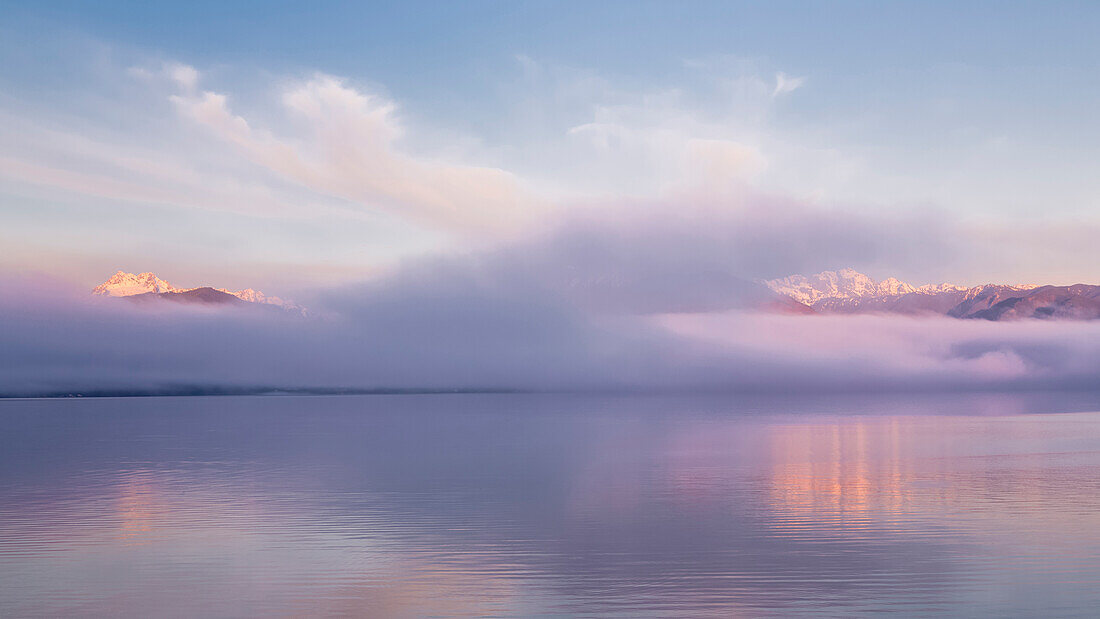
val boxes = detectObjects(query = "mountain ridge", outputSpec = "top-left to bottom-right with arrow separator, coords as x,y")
93,271 -> 302,312
764,269 -> 1100,321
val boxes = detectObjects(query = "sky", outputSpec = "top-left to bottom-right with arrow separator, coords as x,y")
4,1 -> 1100,293
5,2 -> 1100,394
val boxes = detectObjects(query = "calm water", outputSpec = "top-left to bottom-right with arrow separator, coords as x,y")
4,393 -> 1100,617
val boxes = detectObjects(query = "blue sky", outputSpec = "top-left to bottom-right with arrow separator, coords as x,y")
3,1 -> 1100,291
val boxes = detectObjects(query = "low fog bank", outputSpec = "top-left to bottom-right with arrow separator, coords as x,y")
6,259 -> 1100,397
0,271 -> 668,396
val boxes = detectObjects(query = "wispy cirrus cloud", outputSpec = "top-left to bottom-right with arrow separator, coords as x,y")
169,70 -> 542,235
6,52 -> 1100,291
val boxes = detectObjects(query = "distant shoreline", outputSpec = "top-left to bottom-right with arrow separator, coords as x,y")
8,385 -> 1100,400
0,387 -> 524,400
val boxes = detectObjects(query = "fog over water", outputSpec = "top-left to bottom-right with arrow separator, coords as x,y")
5,171 -> 1100,396
6,240 -> 1100,396
7,4 -> 1100,616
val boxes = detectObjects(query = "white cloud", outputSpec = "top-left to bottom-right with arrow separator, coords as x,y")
489,56 -> 861,204
0,106 -> 342,219
171,74 -> 541,235
4,56 -> 824,241
168,63 -> 200,92
126,61 -> 200,93
772,72 -> 806,97
9,53 -> 1100,289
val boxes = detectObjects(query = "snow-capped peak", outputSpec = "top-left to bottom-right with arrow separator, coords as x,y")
915,282 -> 968,294
764,268 -> 882,305
214,287 -> 302,312
92,271 -> 302,312
764,268 -> 967,305
230,288 -> 265,303
763,269 -> 1095,319
876,277 -> 916,297
93,271 -> 178,297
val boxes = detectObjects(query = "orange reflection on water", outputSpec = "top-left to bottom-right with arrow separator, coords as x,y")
767,417 -> 915,525
116,470 -> 167,542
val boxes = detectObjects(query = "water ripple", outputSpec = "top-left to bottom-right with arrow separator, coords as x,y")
3,394 -> 1100,616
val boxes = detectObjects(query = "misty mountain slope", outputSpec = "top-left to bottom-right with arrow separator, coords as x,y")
813,289 -> 970,315
766,269 -> 1100,321
761,295 -> 816,315
126,287 -> 251,307
946,285 -> 1041,318
955,284 -> 1100,320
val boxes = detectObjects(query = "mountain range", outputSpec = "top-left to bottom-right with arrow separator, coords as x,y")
93,271 -> 302,312
764,269 -> 1100,320
92,269 -> 1100,322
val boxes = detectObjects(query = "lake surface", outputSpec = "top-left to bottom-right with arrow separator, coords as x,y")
4,393 -> 1100,617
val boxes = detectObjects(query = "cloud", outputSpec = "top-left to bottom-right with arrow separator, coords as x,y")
170,72 -> 540,235
168,63 -> 200,92
0,92 -> 360,221
7,213 -> 1100,398
6,44 -> 1100,403
772,72 -> 806,97
7,52 -> 1100,295
498,57 -> 855,206
0,268 -> 661,395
